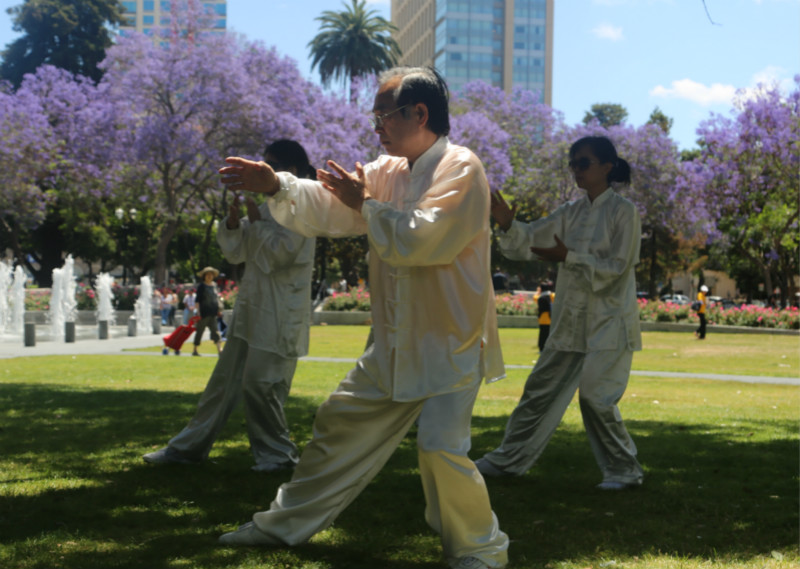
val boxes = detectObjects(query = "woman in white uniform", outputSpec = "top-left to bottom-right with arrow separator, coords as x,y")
143,140 -> 316,472
476,135 -> 644,490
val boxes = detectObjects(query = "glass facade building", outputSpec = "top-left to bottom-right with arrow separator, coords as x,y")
119,0 -> 227,38
392,0 -> 552,104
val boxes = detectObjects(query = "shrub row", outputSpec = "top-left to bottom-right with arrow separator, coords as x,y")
23,283 -> 239,312
21,288 -> 799,330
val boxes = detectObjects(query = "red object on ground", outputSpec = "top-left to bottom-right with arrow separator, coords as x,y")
162,315 -> 200,355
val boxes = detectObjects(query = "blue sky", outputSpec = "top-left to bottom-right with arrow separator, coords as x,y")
1,0 -> 798,150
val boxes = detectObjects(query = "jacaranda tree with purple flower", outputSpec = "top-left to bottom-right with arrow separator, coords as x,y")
0,65 -> 125,285
682,76 -> 800,305
99,1 -> 376,285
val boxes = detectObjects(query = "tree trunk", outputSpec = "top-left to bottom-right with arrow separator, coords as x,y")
763,267 -> 773,304
154,218 -> 179,287
648,230 -> 657,298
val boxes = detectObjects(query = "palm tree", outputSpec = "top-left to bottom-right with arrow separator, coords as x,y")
307,0 -> 401,102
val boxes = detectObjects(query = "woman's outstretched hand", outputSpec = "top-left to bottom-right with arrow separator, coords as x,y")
531,234 -> 568,263
490,191 -> 517,232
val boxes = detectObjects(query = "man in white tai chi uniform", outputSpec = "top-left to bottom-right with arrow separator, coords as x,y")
143,140 -> 316,472
217,67 -> 509,569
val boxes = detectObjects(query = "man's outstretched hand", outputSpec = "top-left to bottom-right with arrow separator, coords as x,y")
219,157 -> 279,196
317,160 -> 372,212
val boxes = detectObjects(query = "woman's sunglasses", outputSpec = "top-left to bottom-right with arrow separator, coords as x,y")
568,157 -> 598,172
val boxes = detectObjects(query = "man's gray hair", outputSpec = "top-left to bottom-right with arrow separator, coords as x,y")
377,66 -> 450,136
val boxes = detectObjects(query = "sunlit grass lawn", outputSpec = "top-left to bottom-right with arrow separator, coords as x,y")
0,326 -> 797,569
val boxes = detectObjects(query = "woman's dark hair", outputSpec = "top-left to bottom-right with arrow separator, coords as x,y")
264,139 -> 315,179
569,136 -> 631,185
378,66 -> 450,136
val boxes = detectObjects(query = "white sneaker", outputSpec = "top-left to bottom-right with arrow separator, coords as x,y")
218,521 -> 281,546
142,447 -> 200,465
251,462 -> 294,473
474,458 -> 510,478
453,556 -> 490,569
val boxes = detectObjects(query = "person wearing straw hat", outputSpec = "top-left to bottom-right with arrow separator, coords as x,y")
192,266 -> 222,356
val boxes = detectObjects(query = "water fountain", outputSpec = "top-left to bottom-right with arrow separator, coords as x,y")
94,273 -> 116,339
0,261 -> 11,335
48,256 -> 78,342
10,265 -> 25,335
62,256 -> 77,326
49,268 -> 65,341
135,276 -> 154,335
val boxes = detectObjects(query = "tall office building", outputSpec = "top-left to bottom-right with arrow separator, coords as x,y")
119,1 -> 227,38
391,0 -> 553,105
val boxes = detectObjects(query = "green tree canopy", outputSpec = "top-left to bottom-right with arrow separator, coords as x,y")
0,0 -> 125,86
308,0 -> 400,101
582,102 -> 628,128
647,106 -> 674,135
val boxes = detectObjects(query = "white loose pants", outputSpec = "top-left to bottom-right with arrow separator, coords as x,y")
483,347 -> 643,484
168,333 -> 299,468
249,365 -> 509,569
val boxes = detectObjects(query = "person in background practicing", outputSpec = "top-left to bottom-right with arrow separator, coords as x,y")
534,281 -> 553,352
476,135 -> 644,491
191,267 -> 222,355
143,140 -> 316,472
217,66 -> 508,569
695,284 -> 708,340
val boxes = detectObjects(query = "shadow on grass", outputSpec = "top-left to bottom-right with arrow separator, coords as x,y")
471,414 -> 798,564
0,382 -> 438,568
0,381 -> 797,568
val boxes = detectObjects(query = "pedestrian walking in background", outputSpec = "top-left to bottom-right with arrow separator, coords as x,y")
182,288 -> 196,326
160,287 -> 176,325
191,267 -> 222,356
695,284 -> 708,340
534,281 -> 553,351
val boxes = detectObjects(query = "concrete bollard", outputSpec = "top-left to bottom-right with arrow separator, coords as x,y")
152,316 -> 161,334
128,316 -> 137,337
24,322 -> 36,347
65,321 -> 76,343
98,320 -> 109,340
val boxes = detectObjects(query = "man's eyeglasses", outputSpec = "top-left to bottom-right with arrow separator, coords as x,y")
568,157 -> 599,172
369,104 -> 410,129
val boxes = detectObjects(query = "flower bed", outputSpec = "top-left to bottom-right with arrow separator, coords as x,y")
219,286 -> 238,309
495,293 -> 538,316
21,288 -> 800,330
26,283 -> 144,312
638,299 -> 799,330
321,288 -> 371,312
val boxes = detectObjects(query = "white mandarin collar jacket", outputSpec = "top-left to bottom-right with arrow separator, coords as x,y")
498,188 -> 642,353
269,137 -> 504,401
217,203 -> 315,358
